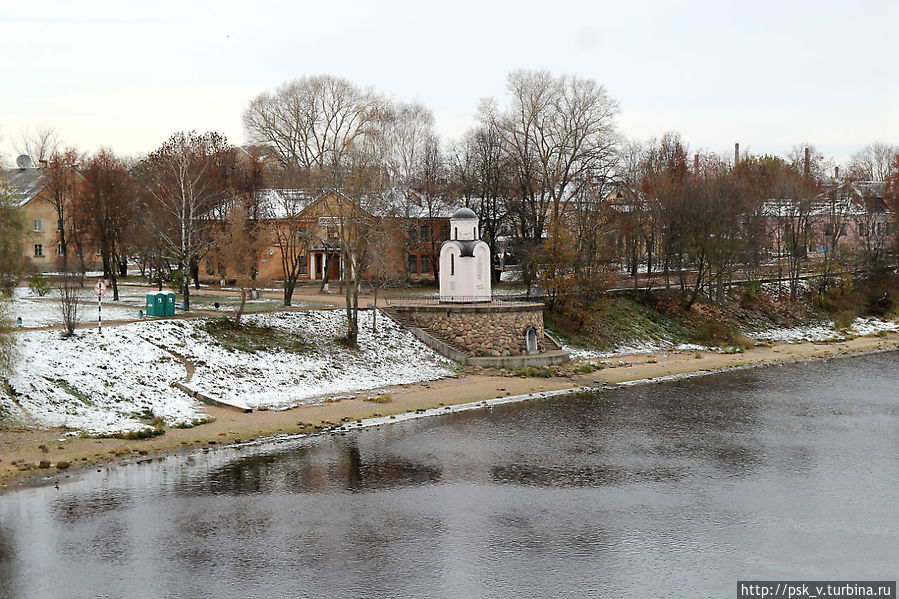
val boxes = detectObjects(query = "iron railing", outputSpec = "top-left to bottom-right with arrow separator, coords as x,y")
384,293 -> 545,307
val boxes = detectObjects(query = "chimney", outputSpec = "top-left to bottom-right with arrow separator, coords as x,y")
834,166 -> 839,180
694,153 -> 700,173
804,147 -> 810,177
734,142 -> 739,166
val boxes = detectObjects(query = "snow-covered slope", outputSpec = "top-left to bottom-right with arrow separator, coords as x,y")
2,309 -> 453,434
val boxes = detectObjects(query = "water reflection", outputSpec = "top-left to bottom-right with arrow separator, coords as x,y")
0,351 -> 896,598
175,435 -> 445,496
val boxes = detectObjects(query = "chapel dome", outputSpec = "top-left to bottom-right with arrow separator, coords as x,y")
451,207 -> 478,220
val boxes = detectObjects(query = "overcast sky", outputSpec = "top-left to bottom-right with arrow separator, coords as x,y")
2,0 -> 896,167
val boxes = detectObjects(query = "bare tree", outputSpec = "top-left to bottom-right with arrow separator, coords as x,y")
847,142 -> 897,181
886,152 -> 899,256
854,184 -> 893,271
136,131 -> 232,311
379,101 -> 438,280
15,126 -> 61,164
639,133 -> 691,290
0,175 -> 24,295
324,149 -> 386,346
56,271 -> 83,337
0,175 -> 22,376
77,149 -> 136,301
494,70 -> 620,291
40,149 -> 81,273
220,202 -> 268,325
266,188 -> 314,306
243,75 -> 382,172
411,137 -> 453,283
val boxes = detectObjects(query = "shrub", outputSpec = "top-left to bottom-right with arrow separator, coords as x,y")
366,393 -> 392,403
513,366 -> 555,378
27,272 -> 50,297
200,317 -> 309,353
833,310 -> 856,330
335,334 -> 358,349
692,320 -> 733,345
692,319 -> 752,351
169,269 -> 184,293
740,281 -> 763,308
173,416 -> 215,429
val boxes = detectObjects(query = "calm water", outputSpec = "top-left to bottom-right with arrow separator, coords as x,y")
1,352 -> 898,599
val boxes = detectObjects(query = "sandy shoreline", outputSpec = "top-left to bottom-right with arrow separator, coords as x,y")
2,330 -> 898,492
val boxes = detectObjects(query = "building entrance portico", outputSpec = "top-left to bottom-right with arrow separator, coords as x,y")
310,251 -> 341,281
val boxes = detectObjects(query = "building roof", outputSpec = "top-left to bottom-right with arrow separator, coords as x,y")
257,188 -> 317,219
451,207 -> 478,220
0,167 -> 44,206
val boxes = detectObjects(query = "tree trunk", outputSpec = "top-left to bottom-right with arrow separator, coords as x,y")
182,277 -> 191,311
235,289 -> 247,327
319,254 -> 330,293
372,283 -> 378,333
191,260 -> 200,290
283,280 -> 294,307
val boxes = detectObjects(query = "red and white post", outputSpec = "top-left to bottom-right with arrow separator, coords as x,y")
94,281 -> 107,333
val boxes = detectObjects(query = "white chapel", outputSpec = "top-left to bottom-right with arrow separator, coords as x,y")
439,207 -> 492,302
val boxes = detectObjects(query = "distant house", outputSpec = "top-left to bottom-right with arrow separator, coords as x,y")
202,188 -> 453,283
1,159 -> 84,272
761,181 -> 894,257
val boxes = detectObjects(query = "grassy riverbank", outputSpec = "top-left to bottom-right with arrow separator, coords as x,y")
3,329 -> 897,491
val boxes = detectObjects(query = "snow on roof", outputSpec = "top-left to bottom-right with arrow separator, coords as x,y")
0,167 -> 44,206
258,188 -> 317,219
451,207 -> 478,220
372,188 -> 455,219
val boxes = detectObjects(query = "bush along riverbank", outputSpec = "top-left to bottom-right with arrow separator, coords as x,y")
545,273 -> 899,357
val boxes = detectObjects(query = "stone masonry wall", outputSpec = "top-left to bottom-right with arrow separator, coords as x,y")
407,306 -> 544,357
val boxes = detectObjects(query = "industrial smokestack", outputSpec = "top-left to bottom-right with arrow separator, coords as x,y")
734,143 -> 740,166
804,147 -> 810,177
834,166 -> 839,180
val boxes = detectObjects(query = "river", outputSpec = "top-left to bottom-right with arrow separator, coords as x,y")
1,352 -> 897,598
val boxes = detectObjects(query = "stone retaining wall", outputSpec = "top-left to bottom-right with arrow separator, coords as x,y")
401,304 -> 545,358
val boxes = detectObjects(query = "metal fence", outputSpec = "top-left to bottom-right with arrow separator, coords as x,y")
384,293 -> 545,307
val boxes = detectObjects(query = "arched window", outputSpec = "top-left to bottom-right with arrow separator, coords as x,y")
472,226 -> 476,238
454,226 -> 458,240
450,253 -> 455,276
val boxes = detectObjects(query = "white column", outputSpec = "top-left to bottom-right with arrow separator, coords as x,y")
309,253 -> 315,280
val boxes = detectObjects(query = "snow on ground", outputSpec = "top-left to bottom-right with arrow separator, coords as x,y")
2,309 -> 454,433
5,326 -> 198,434
8,285 -> 314,328
562,340 -> 708,360
849,317 -> 899,336
746,322 -> 839,343
746,316 -> 898,343
499,269 -> 522,282
10,287 -> 143,328
562,316 -> 899,358
135,310 -> 454,410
